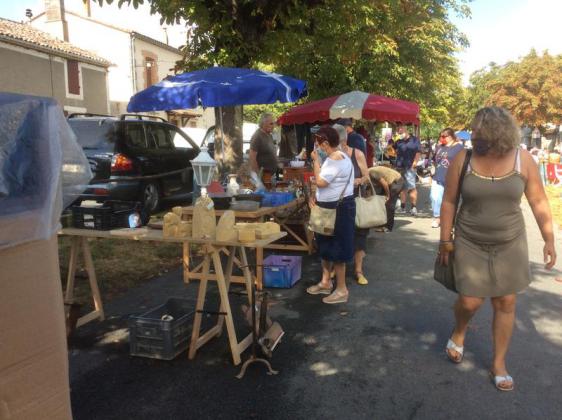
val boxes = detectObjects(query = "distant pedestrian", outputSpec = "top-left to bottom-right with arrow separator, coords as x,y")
430,128 -> 463,228
532,127 -> 541,149
394,126 -> 421,215
337,118 -> 366,155
438,107 -> 556,392
356,126 -> 374,167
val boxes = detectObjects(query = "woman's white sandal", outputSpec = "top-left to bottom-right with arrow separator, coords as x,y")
489,371 -> 514,392
445,339 -> 464,363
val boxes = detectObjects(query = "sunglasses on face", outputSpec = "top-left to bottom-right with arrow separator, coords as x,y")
439,134 -> 448,138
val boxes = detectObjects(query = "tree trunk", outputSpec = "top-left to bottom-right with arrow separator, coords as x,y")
214,106 -> 244,175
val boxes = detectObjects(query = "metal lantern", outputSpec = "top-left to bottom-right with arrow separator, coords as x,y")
190,147 -> 217,197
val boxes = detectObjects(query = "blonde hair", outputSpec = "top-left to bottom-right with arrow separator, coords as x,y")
470,107 -> 520,155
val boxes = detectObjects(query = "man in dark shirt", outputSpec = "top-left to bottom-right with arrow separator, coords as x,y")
394,125 -> 421,215
337,118 -> 366,155
250,113 -> 278,174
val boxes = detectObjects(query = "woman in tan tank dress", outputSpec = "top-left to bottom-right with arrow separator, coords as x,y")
438,107 -> 556,391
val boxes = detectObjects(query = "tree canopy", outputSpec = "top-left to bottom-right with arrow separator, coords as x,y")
463,50 -> 562,128
98,0 -> 471,146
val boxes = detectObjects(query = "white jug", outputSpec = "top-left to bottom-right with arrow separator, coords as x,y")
227,174 -> 240,196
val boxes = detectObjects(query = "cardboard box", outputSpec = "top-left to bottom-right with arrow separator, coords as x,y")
0,236 -> 72,419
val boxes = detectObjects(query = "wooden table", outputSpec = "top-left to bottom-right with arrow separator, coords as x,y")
59,227 -> 285,365
181,197 -> 313,289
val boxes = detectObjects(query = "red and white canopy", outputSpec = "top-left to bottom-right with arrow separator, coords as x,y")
277,90 -> 420,125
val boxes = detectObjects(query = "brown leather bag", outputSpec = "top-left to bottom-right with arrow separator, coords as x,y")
433,150 -> 472,292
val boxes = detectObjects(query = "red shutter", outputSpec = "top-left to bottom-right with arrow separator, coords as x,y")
67,60 -> 80,95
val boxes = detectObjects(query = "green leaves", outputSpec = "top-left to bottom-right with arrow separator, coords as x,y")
465,50 -> 562,127
96,0 -> 472,134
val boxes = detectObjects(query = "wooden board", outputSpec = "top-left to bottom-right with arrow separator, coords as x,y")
60,228 -> 286,248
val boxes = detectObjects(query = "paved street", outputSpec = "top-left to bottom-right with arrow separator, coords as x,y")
68,186 -> 562,419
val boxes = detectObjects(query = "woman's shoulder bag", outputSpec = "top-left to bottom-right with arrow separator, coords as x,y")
309,160 -> 353,236
433,149 -> 472,292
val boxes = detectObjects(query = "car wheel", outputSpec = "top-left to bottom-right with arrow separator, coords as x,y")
141,182 -> 160,214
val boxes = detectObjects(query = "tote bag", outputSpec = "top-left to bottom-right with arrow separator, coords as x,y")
355,179 -> 387,228
309,166 -> 353,236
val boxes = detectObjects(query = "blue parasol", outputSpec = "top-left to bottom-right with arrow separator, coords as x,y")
455,130 -> 471,141
127,67 -> 307,158
127,67 -> 307,112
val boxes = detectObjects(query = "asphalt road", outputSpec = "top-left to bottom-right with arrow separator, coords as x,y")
68,185 -> 562,419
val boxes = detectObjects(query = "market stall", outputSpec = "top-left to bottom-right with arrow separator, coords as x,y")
60,226 -> 285,365
277,90 -> 420,126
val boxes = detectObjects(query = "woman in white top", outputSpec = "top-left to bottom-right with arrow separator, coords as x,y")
306,126 -> 355,304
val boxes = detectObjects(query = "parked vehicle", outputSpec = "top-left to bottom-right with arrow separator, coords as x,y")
67,113 -> 199,213
199,123 -> 258,159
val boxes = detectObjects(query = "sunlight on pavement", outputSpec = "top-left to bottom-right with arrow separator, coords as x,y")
310,362 -> 338,376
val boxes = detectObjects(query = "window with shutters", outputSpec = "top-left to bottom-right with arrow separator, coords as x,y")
67,60 -> 80,95
145,57 -> 155,88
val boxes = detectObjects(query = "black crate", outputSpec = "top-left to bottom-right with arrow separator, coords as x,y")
71,200 -> 141,230
129,298 -> 194,360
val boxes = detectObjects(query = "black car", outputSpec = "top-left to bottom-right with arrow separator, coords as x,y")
68,113 -> 200,213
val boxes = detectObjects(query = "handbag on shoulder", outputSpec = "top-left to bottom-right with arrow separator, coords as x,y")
433,150 -> 472,292
308,167 -> 353,236
355,178 -> 387,228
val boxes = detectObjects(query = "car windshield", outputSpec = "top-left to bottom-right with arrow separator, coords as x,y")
68,119 -> 116,151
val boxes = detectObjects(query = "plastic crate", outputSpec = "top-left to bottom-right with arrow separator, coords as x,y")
71,200 -> 142,230
263,255 -> 302,288
129,298 -> 194,360
259,192 -> 295,207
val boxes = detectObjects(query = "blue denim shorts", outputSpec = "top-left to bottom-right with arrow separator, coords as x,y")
401,168 -> 417,190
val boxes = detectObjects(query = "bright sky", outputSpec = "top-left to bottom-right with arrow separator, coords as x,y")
0,0 -> 188,47
1,0 -> 560,86
451,0 -> 562,85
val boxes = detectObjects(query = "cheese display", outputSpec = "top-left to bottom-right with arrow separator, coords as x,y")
172,206 -> 183,218
192,196 -> 216,239
234,221 -> 281,242
176,221 -> 192,238
216,211 -> 237,242
255,222 -> 281,239
237,228 -> 256,243
163,224 -> 178,238
163,212 -> 181,226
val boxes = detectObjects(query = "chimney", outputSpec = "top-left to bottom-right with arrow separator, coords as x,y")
82,0 -> 91,17
44,0 -> 69,41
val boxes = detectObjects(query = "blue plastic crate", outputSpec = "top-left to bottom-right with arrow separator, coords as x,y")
259,192 -> 295,207
263,255 -> 302,288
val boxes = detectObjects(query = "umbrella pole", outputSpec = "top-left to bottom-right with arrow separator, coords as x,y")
218,106 -> 225,163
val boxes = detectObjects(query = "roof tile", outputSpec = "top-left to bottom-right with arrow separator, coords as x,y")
0,17 -> 111,67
